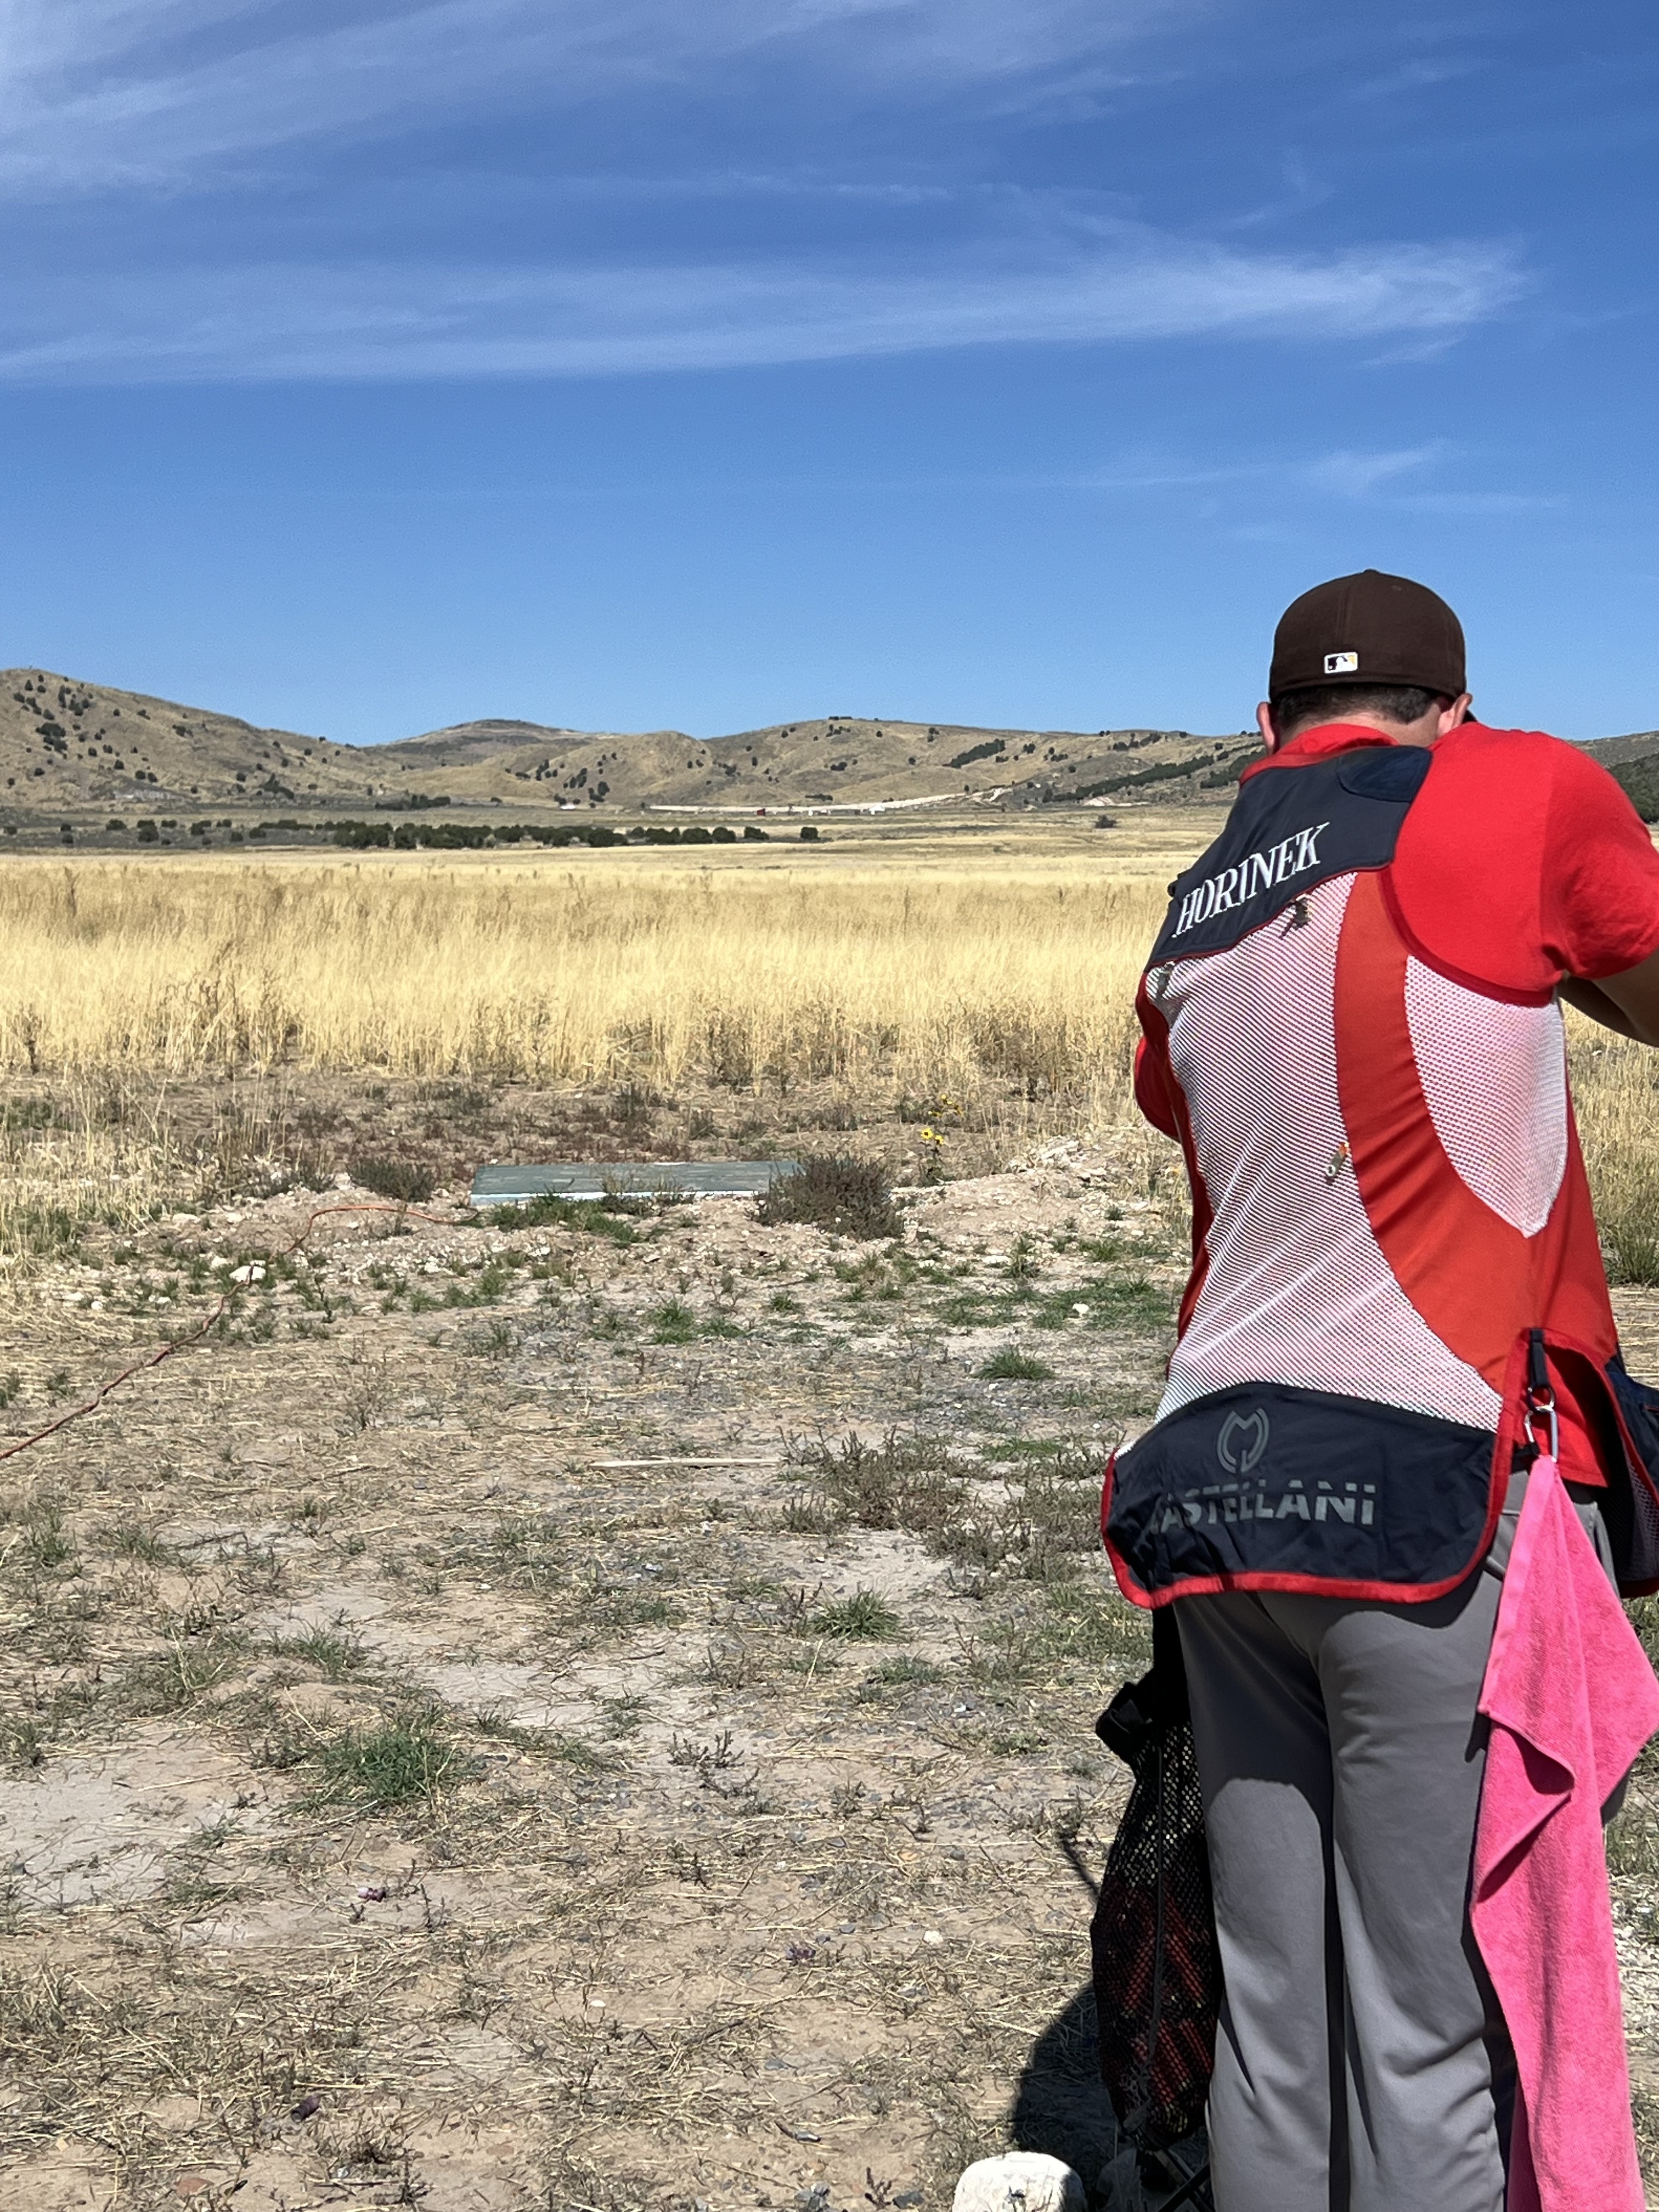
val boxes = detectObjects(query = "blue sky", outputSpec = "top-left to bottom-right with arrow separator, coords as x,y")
0,0 -> 1654,743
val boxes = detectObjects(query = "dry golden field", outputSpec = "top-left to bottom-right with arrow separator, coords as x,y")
0,817 -> 1655,1279
1,816 -> 1658,2212
0,848 -> 1158,1092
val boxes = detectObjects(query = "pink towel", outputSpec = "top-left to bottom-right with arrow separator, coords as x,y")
1472,1457 -> 1659,2212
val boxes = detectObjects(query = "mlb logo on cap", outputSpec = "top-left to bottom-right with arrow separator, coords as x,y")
1324,651 -> 1360,674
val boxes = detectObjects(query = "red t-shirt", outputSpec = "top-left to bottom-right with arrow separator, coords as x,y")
1244,720 -> 1659,994
1137,721 -> 1659,1138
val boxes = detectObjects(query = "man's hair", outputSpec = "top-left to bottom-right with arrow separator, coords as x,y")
1269,682 -> 1448,738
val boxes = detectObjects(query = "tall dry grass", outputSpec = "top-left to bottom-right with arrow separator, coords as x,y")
0,854 -> 1652,1284
0,857 -> 1161,1105
1565,1015 -> 1659,1285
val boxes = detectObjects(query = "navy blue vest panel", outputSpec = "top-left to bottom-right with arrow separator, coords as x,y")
1148,745 -> 1432,967
1599,1354 -> 1659,1587
1108,1382 -> 1496,1596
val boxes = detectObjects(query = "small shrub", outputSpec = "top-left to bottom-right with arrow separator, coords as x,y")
783,1431 -> 980,1559
979,1347 -> 1054,1381
348,1156 -> 436,1204
758,1155 -> 899,1239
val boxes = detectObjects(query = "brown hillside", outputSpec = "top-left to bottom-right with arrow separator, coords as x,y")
0,668 -> 1266,819
1584,731 -> 1659,769
375,713 -> 1257,811
0,669 -> 370,811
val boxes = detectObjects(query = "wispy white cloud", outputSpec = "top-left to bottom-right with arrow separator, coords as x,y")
1306,443 -> 1446,496
0,227 -> 1526,383
0,0 -> 1198,194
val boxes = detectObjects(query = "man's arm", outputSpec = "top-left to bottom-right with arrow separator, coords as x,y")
1561,946 -> 1659,1045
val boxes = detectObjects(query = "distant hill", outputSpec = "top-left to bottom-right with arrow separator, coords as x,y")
0,669 -> 369,810
374,712 -> 1260,810
5,666 -> 1654,824
1585,731 -> 1659,821
0,669 -> 1257,817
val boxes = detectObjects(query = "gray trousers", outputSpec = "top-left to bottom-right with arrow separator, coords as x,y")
1175,1480 -> 1612,2212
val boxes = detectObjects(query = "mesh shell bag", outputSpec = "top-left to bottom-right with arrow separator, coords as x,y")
1090,1610 -> 1220,2152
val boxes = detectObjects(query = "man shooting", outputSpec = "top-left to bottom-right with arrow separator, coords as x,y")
1103,569 -> 1659,2210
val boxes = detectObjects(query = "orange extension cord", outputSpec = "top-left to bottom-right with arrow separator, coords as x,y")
0,1199 -> 470,1466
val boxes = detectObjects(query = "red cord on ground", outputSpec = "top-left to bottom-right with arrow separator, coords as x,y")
0,1200 -> 472,1466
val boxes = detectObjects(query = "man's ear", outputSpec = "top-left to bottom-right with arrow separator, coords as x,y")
1256,701 -> 1279,752
1436,692 -> 1474,737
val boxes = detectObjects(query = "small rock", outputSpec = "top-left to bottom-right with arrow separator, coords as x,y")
952,2154 -> 1085,2212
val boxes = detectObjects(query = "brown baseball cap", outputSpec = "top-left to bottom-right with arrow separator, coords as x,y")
1268,568 -> 1465,699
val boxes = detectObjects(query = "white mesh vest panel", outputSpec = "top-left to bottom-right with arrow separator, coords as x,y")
1404,960 -> 1568,1236
1150,872 -> 1504,1431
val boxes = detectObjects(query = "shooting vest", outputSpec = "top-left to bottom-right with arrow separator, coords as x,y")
1103,742 -> 1659,1604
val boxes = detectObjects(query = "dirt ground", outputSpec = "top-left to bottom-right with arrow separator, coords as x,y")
2,1107 -> 1658,2210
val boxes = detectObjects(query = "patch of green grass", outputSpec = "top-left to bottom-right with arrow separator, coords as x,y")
597,1694 -> 648,1736
305,1704 -> 470,1808
610,1592 -> 682,1627
471,1513 -> 567,1594
161,1867 -> 247,1914
978,1347 -> 1055,1381
1028,1276 -> 1171,1331
486,1193 -> 640,1241
855,1654 -> 945,1701
474,1707 -> 611,1769
1018,1579 -> 1153,1670
1628,1599 -> 1659,1677
17,1503 -> 77,1575
1006,1234 -> 1040,1281
1,1716 -> 48,1767
271,1623 -> 369,1680
460,1317 -> 518,1358
121,1630 -> 244,1716
648,1298 -> 698,1343
804,1588 -> 905,1640
936,1269 -> 1171,1335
